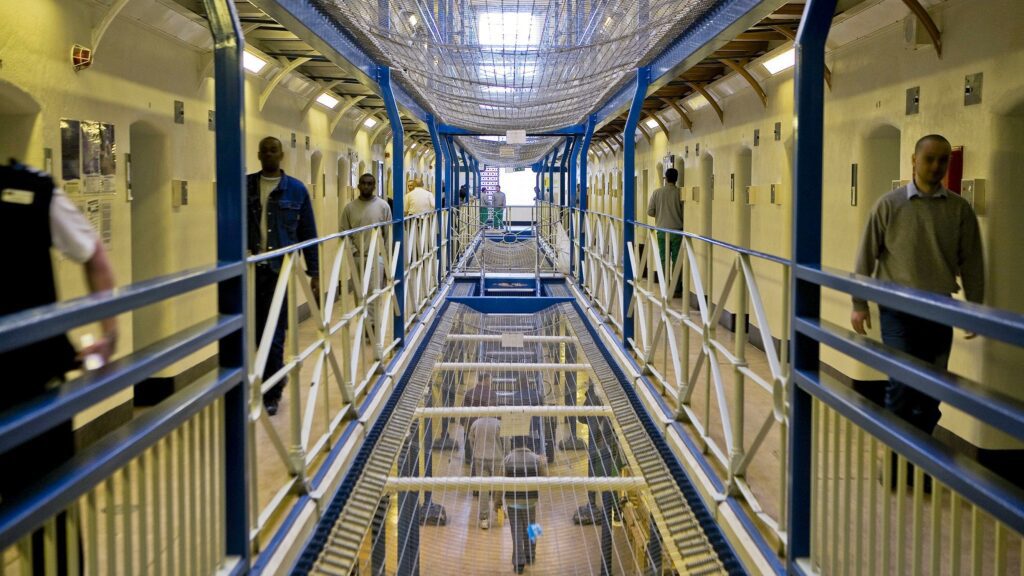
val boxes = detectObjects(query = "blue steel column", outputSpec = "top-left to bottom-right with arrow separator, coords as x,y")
567,135 -> 581,271
428,115 -> 445,280
459,147 -> 469,197
378,66 -> 406,344
578,116 -> 595,284
547,152 -> 555,203
622,67 -> 651,346
788,0 -> 836,568
559,138 -> 572,207
203,0 -> 249,564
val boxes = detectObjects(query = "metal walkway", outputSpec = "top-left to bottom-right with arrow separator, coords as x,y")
292,235 -> 741,575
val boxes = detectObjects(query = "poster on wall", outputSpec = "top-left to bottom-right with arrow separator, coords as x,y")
75,197 -> 113,251
60,119 -> 81,181
60,119 -> 117,195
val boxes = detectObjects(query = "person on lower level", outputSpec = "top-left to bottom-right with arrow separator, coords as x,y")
468,416 -> 504,529
647,168 -> 684,297
0,159 -> 117,575
503,442 -> 546,574
247,136 -> 320,416
851,134 -> 984,486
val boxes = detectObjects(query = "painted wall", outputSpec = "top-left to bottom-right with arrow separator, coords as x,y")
0,0 -> 404,427
591,0 -> 1024,449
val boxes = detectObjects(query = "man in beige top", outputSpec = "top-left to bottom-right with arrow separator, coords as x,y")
647,168 -> 684,296
852,134 -> 984,438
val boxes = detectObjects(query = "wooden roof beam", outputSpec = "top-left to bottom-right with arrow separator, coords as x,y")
720,59 -> 768,108
660,98 -> 693,131
685,82 -> 724,124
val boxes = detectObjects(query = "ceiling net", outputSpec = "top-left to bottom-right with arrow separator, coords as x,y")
310,0 -> 721,133
456,135 -> 563,168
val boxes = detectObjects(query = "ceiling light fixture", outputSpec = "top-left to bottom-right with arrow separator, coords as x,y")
645,118 -> 659,129
364,117 -> 377,128
409,14 -> 418,26
478,12 -> 540,47
243,50 -> 267,74
762,48 -> 795,75
316,93 -> 339,108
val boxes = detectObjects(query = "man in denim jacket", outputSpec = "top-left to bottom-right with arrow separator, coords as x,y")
247,136 -> 320,415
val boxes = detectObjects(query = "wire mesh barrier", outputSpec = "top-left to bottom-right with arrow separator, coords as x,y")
308,0 -> 721,134
456,136 -> 566,170
299,302 -> 734,575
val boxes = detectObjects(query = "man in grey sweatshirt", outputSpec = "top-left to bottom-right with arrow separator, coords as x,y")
852,134 -> 984,437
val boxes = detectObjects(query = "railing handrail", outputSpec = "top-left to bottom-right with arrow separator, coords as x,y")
797,264 -> 1024,346
567,206 -> 791,267
0,262 -> 243,354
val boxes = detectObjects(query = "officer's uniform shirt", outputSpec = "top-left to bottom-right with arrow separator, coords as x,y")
50,189 -> 98,263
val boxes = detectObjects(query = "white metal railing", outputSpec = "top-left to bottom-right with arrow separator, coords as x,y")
575,209 -> 792,550
809,400 -> 1024,575
0,399 -> 227,576
245,209 -> 450,549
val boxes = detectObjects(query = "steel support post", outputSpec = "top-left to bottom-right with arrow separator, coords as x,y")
559,138 -> 572,207
567,134 -> 581,272
378,66 -> 406,344
547,151 -> 555,203
579,116 -> 595,284
788,0 -> 837,568
428,115 -> 445,280
445,135 -> 456,267
622,67 -> 651,346
202,0 -> 249,564
459,146 -> 469,198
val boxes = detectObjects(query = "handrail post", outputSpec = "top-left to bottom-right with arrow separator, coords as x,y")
567,133 -> 580,274
428,116 -> 445,283
202,0 -> 249,564
578,116 -> 595,284
378,66 -> 405,346
622,66 -> 651,346
789,0 -> 837,566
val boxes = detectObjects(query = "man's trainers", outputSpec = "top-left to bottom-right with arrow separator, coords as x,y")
264,398 -> 280,416
479,519 -> 489,530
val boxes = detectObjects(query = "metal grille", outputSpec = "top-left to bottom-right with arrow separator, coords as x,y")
309,0 -> 720,133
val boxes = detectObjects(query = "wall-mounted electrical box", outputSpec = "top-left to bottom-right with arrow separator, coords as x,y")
892,179 -> 909,190
850,163 -> 858,206
753,129 -> 760,147
906,86 -> 920,115
208,110 -> 216,130
691,185 -> 700,203
730,173 -> 736,202
745,185 -> 758,206
174,100 -> 185,124
961,179 -> 986,215
769,183 -> 783,205
774,122 -> 782,141
171,180 -> 189,207
964,72 -> 983,106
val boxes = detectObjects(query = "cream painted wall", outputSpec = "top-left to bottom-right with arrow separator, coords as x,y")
0,0 -> 397,427
592,0 -> 1024,449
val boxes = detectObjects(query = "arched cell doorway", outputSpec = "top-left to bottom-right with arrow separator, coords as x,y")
0,79 -> 41,162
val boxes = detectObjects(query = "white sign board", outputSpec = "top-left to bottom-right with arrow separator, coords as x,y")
506,130 -> 527,144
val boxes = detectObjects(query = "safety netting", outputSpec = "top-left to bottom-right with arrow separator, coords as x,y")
310,0 -> 721,134
456,135 -> 563,168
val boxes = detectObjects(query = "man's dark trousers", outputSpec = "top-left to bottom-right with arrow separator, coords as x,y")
878,307 -> 953,435
255,264 -> 287,405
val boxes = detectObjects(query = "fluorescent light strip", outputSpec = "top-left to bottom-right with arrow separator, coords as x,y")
243,50 -> 266,74
316,93 -> 339,109
763,48 -> 795,75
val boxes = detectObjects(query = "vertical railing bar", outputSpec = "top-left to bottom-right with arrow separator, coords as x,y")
831,409 -> 840,576
288,264 -> 303,477
18,536 -> 32,576
810,399 -> 820,568
868,437 -> 878,576
896,454 -> 907,575
66,503 -> 80,576
151,445 -> 162,576
198,409 -> 210,574
176,427 -> 186,573
911,465 -> 924,576
951,491 -> 963,576
855,427 -> 864,576
43,518 -> 56,575
930,482 -> 941,575
994,521 -> 1006,576
843,417 -> 852,576
87,489 -> 99,576
882,447 -> 892,576
138,451 -> 149,575
123,461 -> 134,576
970,506 -> 982,576
105,477 -> 115,576
218,398 -> 227,563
